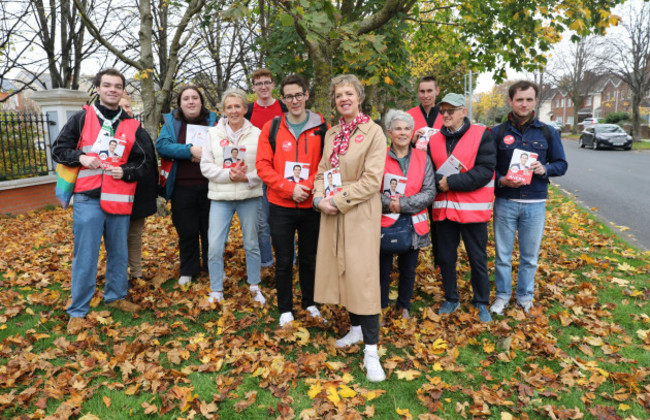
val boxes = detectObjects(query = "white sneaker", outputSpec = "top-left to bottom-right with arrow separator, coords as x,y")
335,327 -> 363,348
250,285 -> 266,305
490,298 -> 509,315
363,349 -> 386,382
208,291 -> 223,304
517,300 -> 533,314
279,312 -> 294,327
306,305 -> 325,322
178,276 -> 191,286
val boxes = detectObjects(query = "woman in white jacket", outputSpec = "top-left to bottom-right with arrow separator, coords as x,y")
200,88 -> 265,304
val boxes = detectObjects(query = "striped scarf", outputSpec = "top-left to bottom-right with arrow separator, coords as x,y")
330,112 -> 370,168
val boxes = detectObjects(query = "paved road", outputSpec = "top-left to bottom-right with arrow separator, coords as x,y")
552,138 -> 650,251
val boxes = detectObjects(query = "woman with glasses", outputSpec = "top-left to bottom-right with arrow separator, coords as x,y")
312,74 -> 387,382
379,110 -> 435,321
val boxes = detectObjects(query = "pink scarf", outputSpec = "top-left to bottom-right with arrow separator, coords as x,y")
329,112 -> 370,168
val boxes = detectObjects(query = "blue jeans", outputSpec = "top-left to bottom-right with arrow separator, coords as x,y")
258,184 -> 274,267
68,194 -> 130,317
208,197 -> 262,291
493,197 -> 546,304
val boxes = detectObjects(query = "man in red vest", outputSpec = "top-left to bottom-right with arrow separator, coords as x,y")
407,75 -> 443,140
428,93 -> 496,323
245,69 -> 289,274
52,69 -> 156,334
407,76 -> 444,268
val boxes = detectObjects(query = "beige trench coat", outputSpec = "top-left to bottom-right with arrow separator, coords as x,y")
313,121 -> 387,315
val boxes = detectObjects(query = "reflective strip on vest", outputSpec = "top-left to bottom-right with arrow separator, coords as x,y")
101,192 -> 135,203
433,200 -> 493,211
80,145 -> 94,152
76,169 -> 103,178
412,212 -> 428,224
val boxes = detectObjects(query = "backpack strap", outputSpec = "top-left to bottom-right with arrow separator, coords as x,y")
496,122 -> 507,142
314,121 -> 328,154
244,102 -> 254,121
540,123 -> 551,144
269,116 -> 281,153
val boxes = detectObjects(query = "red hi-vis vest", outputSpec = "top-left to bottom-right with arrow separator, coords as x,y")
407,106 -> 443,133
380,148 -> 430,235
74,105 -> 139,215
429,125 -> 494,223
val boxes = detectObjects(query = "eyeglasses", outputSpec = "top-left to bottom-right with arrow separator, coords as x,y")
282,93 -> 305,102
439,107 -> 463,116
253,81 -> 273,87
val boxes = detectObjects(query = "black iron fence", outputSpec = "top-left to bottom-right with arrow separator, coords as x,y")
0,113 -> 55,181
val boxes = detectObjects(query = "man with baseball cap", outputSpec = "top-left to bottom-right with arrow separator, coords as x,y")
426,93 -> 496,323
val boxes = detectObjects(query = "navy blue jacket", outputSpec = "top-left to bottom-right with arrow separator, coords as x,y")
492,119 -> 568,200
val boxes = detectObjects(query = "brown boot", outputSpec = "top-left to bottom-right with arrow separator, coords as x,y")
106,299 -> 141,312
67,317 -> 84,334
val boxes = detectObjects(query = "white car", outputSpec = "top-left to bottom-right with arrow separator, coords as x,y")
582,117 -> 598,125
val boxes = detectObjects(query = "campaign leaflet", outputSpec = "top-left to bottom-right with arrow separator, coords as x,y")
186,124 -> 209,148
382,173 -> 407,220
436,154 -> 467,177
323,168 -> 342,197
505,148 -> 537,185
93,135 -> 127,169
284,161 -> 310,183
414,127 -> 438,151
222,146 -> 246,169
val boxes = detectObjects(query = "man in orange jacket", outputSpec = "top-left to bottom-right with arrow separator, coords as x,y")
256,74 -> 328,327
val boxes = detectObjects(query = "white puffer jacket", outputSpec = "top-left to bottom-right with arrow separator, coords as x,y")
200,118 -> 263,201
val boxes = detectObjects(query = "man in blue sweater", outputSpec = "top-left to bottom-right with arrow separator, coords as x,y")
490,81 -> 568,315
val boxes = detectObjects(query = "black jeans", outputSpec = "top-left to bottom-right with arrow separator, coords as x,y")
428,207 -> 440,267
349,312 -> 379,345
269,203 -> 320,314
171,184 -> 210,276
433,219 -> 490,305
379,248 -> 419,310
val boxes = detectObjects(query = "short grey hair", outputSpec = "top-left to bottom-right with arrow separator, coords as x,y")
330,74 -> 365,106
384,109 -> 414,131
219,88 -> 248,111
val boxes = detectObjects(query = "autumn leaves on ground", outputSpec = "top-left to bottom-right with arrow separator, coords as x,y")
1,188 -> 649,420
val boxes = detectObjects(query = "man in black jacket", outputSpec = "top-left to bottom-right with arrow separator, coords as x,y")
427,93 -> 496,323
52,68 -> 157,334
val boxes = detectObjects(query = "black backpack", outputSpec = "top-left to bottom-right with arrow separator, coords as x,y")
267,116 -> 328,154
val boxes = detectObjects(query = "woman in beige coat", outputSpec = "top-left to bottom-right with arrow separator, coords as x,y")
313,74 -> 387,382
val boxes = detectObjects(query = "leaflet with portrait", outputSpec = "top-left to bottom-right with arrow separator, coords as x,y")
436,154 -> 467,177
505,148 -> 537,185
382,173 -> 407,220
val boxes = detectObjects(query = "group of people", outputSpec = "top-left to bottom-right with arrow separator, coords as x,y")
52,67 -> 567,383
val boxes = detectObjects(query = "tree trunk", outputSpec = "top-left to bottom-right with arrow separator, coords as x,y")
311,47 -> 333,122
138,0 -> 159,137
631,93 -> 641,141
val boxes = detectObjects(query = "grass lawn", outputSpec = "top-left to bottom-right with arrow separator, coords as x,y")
632,141 -> 650,150
1,188 -> 648,419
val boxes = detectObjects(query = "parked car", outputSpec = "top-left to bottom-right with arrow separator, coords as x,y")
582,117 -> 599,125
547,121 -> 563,132
579,124 -> 632,150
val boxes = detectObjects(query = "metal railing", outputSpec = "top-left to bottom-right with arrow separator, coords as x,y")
0,113 -> 55,181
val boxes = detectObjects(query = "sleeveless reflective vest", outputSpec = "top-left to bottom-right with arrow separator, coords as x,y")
429,125 -> 494,223
381,148 -> 430,235
74,105 -> 139,215
407,106 -> 443,133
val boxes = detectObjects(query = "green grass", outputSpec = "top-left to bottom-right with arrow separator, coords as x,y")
632,141 -> 650,150
1,190 -> 649,419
